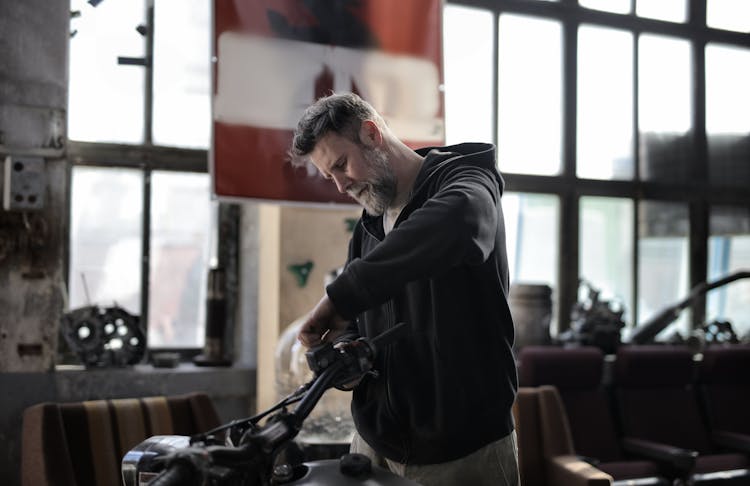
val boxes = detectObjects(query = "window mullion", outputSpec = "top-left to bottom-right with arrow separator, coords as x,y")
562,18 -> 577,181
689,0 -> 709,330
141,168 -> 152,353
632,29 -> 640,329
492,11 -> 500,148
558,17 -> 579,332
144,0 -> 155,145
632,198 -> 640,330
141,0 -> 154,356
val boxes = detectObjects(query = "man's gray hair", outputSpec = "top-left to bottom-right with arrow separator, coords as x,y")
289,92 -> 377,167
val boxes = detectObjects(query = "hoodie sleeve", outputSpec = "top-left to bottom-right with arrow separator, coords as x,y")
327,163 -> 501,320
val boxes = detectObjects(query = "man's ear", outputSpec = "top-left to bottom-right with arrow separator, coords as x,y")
359,120 -> 383,148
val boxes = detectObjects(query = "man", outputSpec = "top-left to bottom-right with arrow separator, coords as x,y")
290,92 -> 519,486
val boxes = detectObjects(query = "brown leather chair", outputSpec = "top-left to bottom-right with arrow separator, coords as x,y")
21,392 -> 220,486
513,387 -> 547,486
514,386 -> 613,485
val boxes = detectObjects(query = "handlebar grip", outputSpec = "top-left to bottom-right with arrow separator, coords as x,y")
149,461 -> 198,486
369,322 -> 408,351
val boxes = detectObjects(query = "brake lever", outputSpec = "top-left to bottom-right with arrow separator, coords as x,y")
305,342 -> 339,374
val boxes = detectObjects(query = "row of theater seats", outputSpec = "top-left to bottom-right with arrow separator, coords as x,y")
22,392 -> 221,486
20,347 -> 747,486
514,345 -> 750,485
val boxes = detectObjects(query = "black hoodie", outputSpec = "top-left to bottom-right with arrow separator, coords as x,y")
326,142 -> 517,465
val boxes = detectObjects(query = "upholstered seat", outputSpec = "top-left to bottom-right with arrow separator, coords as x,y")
22,392 -> 220,486
614,345 -> 750,480
698,345 -> 750,439
519,346 -> 664,482
513,386 -> 614,485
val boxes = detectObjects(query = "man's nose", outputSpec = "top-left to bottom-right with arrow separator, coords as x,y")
332,173 -> 350,194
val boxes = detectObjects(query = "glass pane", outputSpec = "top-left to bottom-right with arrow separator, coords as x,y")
443,6 -> 494,145
68,0 -> 145,143
577,26 -> 634,180
706,44 -> 750,187
579,0 -> 631,14
498,14 -> 562,175
707,0 -> 750,33
637,201 -> 690,340
152,0 -> 211,148
636,0 -> 687,23
69,167 -> 143,315
504,193 -> 560,333
638,34 -> 693,182
708,206 -> 750,341
580,197 -> 634,325
148,172 -> 214,348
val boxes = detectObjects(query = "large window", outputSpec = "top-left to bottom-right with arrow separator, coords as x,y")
68,0 -> 146,144
705,43 -> 750,187
67,0 -> 215,352
708,206 -> 750,339
707,0 -> 750,33
638,34 -> 693,183
637,0 -> 688,23
69,168 -> 143,314
504,193 -> 560,332
443,5 -> 494,145
152,0 -> 211,148
148,172 -> 213,348
580,197 -> 634,324
444,0 -> 750,340
577,25 -> 634,180
498,14 -> 562,175
68,1 -> 750,349
637,201 -> 690,337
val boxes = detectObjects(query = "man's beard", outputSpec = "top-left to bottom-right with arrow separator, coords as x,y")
348,147 -> 397,216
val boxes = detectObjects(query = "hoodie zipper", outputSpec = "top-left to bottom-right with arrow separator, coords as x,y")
384,299 -> 411,465
355,222 -> 412,462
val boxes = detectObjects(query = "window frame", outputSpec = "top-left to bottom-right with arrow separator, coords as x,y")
66,0 -> 750,345
447,0 -> 750,331
65,0 -> 226,358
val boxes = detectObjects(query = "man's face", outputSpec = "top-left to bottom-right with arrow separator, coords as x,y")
310,131 -> 397,216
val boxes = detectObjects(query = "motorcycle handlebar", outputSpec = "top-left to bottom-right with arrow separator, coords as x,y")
291,322 -> 407,428
149,323 -> 409,485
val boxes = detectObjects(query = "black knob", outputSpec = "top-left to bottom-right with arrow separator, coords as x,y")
339,453 -> 372,477
272,463 -> 294,483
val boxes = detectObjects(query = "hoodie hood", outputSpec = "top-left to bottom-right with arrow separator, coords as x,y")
414,142 -> 504,195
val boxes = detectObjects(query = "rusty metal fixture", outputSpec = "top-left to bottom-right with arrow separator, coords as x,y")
60,305 -> 145,367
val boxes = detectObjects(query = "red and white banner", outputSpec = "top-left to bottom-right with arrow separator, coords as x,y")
212,0 -> 444,203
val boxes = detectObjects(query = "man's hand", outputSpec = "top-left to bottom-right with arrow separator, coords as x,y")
297,294 -> 350,347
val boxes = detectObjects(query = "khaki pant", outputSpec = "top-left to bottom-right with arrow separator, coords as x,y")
351,431 -> 520,486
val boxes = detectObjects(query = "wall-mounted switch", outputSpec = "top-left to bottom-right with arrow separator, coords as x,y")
3,156 -> 46,211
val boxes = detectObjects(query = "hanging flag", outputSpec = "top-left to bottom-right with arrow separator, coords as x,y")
212,0 -> 444,202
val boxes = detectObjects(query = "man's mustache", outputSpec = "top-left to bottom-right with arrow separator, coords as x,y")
348,184 -> 369,199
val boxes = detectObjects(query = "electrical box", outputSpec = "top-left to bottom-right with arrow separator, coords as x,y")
3,156 -> 46,211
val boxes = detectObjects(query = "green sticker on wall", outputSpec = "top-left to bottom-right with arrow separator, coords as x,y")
288,261 -> 314,287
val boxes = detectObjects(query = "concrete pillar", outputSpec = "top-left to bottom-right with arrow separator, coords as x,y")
0,0 -> 70,372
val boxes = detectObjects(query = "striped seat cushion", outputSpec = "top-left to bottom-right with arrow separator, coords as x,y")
22,393 -> 220,486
